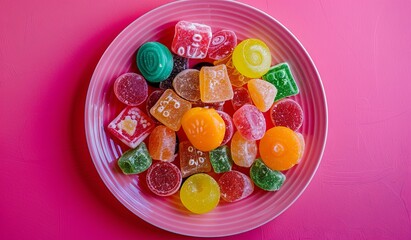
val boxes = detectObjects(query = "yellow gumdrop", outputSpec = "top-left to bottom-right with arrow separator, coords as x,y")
232,39 -> 271,78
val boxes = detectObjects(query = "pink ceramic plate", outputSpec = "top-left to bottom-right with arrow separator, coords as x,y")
85,0 -> 327,237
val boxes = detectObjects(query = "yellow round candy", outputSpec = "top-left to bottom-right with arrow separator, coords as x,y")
180,173 -> 220,214
232,39 -> 271,78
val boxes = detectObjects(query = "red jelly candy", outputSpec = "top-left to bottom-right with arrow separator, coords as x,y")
146,162 -> 182,196
146,89 -> 165,124
218,171 -> 254,202
114,73 -> 148,106
216,110 -> 234,146
270,99 -> 304,131
231,87 -> 253,111
233,104 -> 266,141
208,30 -> 237,60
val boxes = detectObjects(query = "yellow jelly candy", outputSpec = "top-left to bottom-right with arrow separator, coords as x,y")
247,79 -> 277,112
232,39 -> 271,78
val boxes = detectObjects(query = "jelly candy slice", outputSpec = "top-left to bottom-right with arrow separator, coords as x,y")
199,64 -> 234,103
117,142 -> 152,174
171,21 -> 212,59
230,131 -> 257,167
232,39 -> 271,78
231,87 -> 253,111
180,173 -> 220,214
233,104 -> 266,141
247,78 -> 277,112
179,141 -> 211,178
216,110 -> 234,146
218,170 -> 254,202
250,159 -> 286,191
150,89 -> 192,131
108,107 -> 155,148
214,55 -> 251,87
262,62 -> 299,101
259,126 -> 302,171
136,42 -> 173,83
209,145 -> 233,173
159,54 -> 189,90
208,30 -> 237,60
172,69 -> 200,101
146,161 -> 182,196
148,125 -> 176,162
113,73 -> 148,106
270,98 -> 304,131
145,89 -> 165,124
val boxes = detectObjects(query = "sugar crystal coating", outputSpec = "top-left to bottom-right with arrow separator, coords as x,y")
270,98 -> 304,131
262,62 -> 299,101
148,125 -> 176,161
209,145 -> 233,173
199,64 -> 234,103
208,30 -> 237,60
218,170 -> 254,202
230,131 -> 257,167
113,73 -> 148,106
250,159 -> 285,191
233,104 -> 266,141
231,87 -> 253,111
179,141 -> 211,178
247,78 -> 277,112
117,142 -> 152,174
172,69 -> 201,101
146,161 -> 182,196
216,110 -> 234,146
159,54 -> 189,90
214,55 -> 251,87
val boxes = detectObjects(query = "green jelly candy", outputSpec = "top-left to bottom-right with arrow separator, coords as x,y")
136,42 -> 173,83
262,62 -> 299,101
117,142 -> 152,174
209,145 -> 233,173
250,159 -> 285,191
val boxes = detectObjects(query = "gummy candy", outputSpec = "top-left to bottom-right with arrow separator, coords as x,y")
247,78 -> 277,112
199,64 -> 233,103
270,98 -> 304,131
180,173 -> 220,214
159,54 -> 189,90
136,42 -> 173,83
233,104 -> 266,141
214,55 -> 251,87
179,141 -> 211,178
259,126 -> 302,171
146,161 -> 182,196
145,89 -> 165,124
108,107 -> 155,148
231,87 -> 253,111
232,39 -> 271,78
181,107 -> 225,152
117,142 -> 152,174
216,110 -> 234,146
209,145 -> 233,173
148,125 -> 176,161
250,159 -> 285,191
113,73 -> 148,106
230,131 -> 257,167
172,69 -> 200,101
171,21 -> 212,59
218,171 -> 254,202
262,62 -> 299,101
150,89 -> 192,131
295,132 -> 305,163
208,30 -> 237,60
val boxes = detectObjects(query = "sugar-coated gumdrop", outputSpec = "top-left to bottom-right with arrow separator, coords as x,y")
209,145 -> 233,173
146,161 -> 182,196
172,69 -> 200,101
113,73 -> 148,106
146,90 -> 165,124
250,159 -> 285,191
179,141 -> 211,178
208,30 -> 237,60
199,64 -> 234,103
232,39 -> 271,78
137,42 -> 173,83
262,62 -> 299,101
117,142 -> 152,174
160,54 -> 189,90
180,173 -> 220,214
108,107 -> 155,148
218,170 -> 254,202
233,104 -> 266,141
216,110 -> 234,146
214,55 -> 251,87
231,87 -> 253,111
148,125 -> 176,161
247,79 -> 277,112
270,98 -> 304,131
230,131 -> 257,167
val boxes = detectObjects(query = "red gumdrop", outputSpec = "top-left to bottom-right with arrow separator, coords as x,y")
146,162 -> 182,196
114,73 -> 148,106
216,110 -> 234,146
233,104 -> 266,141
218,171 -> 254,202
270,98 -> 304,131
231,87 -> 253,111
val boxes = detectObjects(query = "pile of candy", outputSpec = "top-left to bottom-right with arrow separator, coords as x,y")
107,21 -> 305,214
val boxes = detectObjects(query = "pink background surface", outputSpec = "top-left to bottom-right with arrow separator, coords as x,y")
1,0 -> 410,239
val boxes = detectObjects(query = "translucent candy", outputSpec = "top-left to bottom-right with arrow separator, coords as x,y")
136,42 -> 173,83
216,110 -> 234,146
179,141 -> 211,178
191,100 -> 224,111
117,142 -> 152,174
232,39 -> 271,78
270,98 -> 304,131
149,89 -> 192,131
159,54 -> 189,90
171,21 -> 212,59
214,55 -> 251,87
146,161 -> 182,196
233,104 -> 266,141
218,170 -> 254,202
231,87 -> 253,111
113,73 -> 148,106
208,30 -> 237,60
262,62 -> 299,101
199,64 -> 234,103
230,131 -> 257,167
250,159 -> 285,191
295,132 -> 305,163
259,126 -> 303,171
148,125 -> 176,161
247,79 -> 277,112
180,173 -> 220,214
172,69 -> 200,101
145,89 -> 165,124
209,145 -> 233,173
108,107 -> 155,148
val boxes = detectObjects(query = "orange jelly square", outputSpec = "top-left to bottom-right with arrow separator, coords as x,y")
199,64 -> 234,103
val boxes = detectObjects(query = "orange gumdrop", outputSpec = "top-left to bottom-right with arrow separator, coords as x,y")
181,107 -> 226,152
259,126 -> 302,171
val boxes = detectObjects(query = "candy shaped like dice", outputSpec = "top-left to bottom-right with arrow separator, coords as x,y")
208,30 -> 237,60
247,79 -> 277,112
136,42 -> 173,83
179,141 -> 211,178
181,107 -> 225,152
148,125 -> 176,162
146,89 -> 165,124
199,64 -> 234,103
262,62 -> 299,101
218,171 -> 254,202
233,104 -> 266,141
172,69 -> 200,101
230,131 -> 257,167
171,21 -> 212,59
150,89 -> 192,131
214,55 -> 251,87
270,98 -> 304,131
231,87 -> 253,111
250,159 -> 286,191
117,142 -> 152,174
108,107 -> 155,148
259,126 -> 303,171
209,145 -> 233,173
113,73 -> 148,106
146,162 -> 182,196
216,111 -> 234,146
232,39 -> 271,78
180,173 -> 220,214
160,54 -> 189,90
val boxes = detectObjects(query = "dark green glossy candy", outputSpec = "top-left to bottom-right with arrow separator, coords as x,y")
250,159 -> 285,191
118,142 -> 152,174
136,42 -> 173,83
209,145 -> 233,173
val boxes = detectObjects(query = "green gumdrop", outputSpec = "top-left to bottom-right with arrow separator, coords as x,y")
136,42 -> 173,83
250,159 -> 285,191
262,62 -> 299,101
209,145 -> 233,173
118,142 -> 152,174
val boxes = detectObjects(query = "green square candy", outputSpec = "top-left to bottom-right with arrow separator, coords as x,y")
209,145 -> 233,173
250,159 -> 286,191
262,62 -> 299,101
118,142 -> 152,174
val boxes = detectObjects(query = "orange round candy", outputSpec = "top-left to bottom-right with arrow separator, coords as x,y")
259,126 -> 302,171
181,107 -> 226,151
